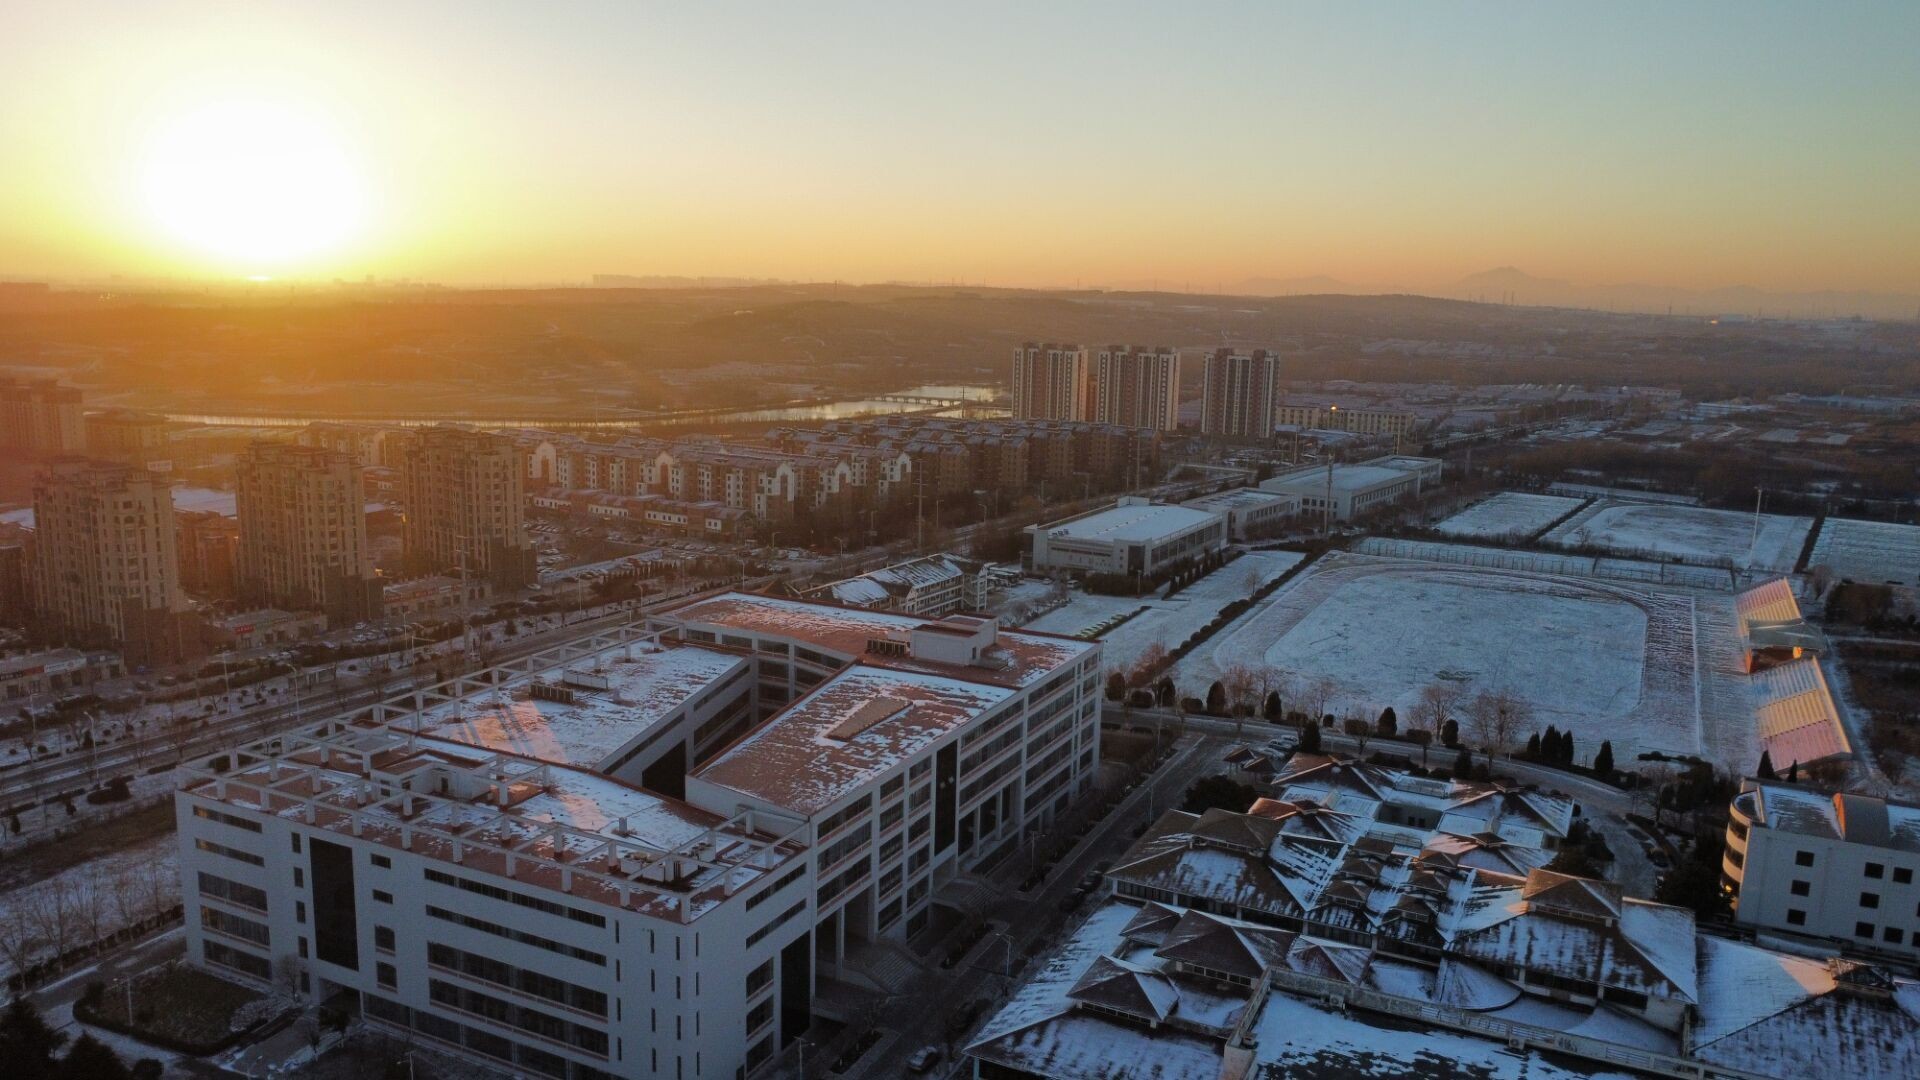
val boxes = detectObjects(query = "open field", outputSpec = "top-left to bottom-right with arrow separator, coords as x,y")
1434,492 -> 1586,541
1176,551 -> 1756,769
1543,500 -> 1812,572
1809,517 -> 1920,586
1022,551 -> 1304,674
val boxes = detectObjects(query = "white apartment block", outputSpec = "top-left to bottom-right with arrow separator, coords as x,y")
1199,348 -> 1280,439
1725,780 -> 1920,964
1092,345 -> 1181,431
178,593 -> 1100,1080
1012,343 -> 1092,422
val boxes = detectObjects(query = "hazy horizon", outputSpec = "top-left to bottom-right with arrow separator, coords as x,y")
5,3 -> 1918,299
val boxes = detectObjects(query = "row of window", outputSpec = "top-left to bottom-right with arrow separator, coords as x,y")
192,804 -> 263,833
197,871 -> 268,913
425,868 -> 607,928
428,941 -> 609,1017
426,905 -> 608,966
428,978 -> 609,1056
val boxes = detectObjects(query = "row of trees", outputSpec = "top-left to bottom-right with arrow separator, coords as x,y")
0,854 -> 180,990
2,997 -> 158,1080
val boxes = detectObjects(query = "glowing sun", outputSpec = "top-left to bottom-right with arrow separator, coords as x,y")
138,98 -> 367,270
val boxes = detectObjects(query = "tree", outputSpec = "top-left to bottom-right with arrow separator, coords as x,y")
1594,740 -> 1615,777
1407,728 -> 1433,768
1205,681 -> 1228,716
0,998 -> 66,1080
1342,717 -> 1372,757
1526,732 -> 1541,758
1756,749 -> 1776,780
1546,845 -> 1599,878
56,1033 -> 128,1080
1376,707 -> 1397,738
1180,775 -> 1258,815
1303,676 -> 1339,721
1465,690 -> 1528,755
1441,718 -> 1459,748
1297,722 -> 1322,754
1453,747 -> 1474,778
1262,691 -> 1283,722
1414,682 -> 1464,744
1154,676 -> 1176,708
1105,672 -> 1127,702
1655,829 -> 1734,920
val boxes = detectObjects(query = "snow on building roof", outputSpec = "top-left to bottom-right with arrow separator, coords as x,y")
663,590 -> 1091,688
1264,463 -> 1413,496
1692,938 -> 1920,1079
804,553 -> 979,608
1743,781 -> 1920,853
691,664 -> 1013,816
1040,500 -> 1222,544
1180,487 -> 1297,513
1451,869 -> 1699,1005
415,643 -> 746,769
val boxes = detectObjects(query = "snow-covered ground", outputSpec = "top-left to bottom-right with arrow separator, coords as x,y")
0,830 -> 179,984
1809,517 -> 1920,586
1543,501 -> 1812,572
1177,551 -> 1756,769
1021,551 -> 1304,674
1434,492 -> 1586,541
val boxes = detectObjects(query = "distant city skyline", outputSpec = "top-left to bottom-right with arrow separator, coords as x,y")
3,3 -> 1917,298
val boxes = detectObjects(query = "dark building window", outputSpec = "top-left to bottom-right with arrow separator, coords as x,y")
1855,921 -> 1874,938
1867,863 -> 1885,879
1790,880 -> 1810,897
1862,892 -> 1881,909
310,838 -> 360,971
1796,851 -> 1815,867
1786,909 -> 1806,926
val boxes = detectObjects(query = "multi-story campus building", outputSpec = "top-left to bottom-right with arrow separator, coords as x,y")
235,442 -> 383,625
1724,780 -> 1920,964
1012,343 -> 1092,422
0,377 -> 86,455
399,426 -> 536,591
800,554 -> 1005,617
1092,346 -> 1180,431
1274,401 -> 1421,440
176,593 -> 1101,1080
1260,455 -> 1443,523
1179,487 -> 1299,541
27,458 -> 191,663
1199,348 -> 1280,439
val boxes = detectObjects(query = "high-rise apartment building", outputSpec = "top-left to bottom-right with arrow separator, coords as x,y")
1199,348 -> 1281,439
1011,343 -> 1091,421
399,426 -> 535,591
85,409 -> 170,465
1092,345 -> 1181,430
28,458 -> 189,663
1,377 -> 86,455
235,442 -> 383,624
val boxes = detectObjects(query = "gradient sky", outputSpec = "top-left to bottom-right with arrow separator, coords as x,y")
3,1 -> 1917,292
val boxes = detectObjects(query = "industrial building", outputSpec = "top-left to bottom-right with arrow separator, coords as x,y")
1260,456 -> 1443,522
1180,487 -> 1299,541
177,593 -> 1100,1080
1025,498 -> 1226,577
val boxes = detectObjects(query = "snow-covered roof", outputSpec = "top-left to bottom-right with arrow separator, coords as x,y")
691,664 -> 1013,816
1692,937 -> 1920,1079
1040,500 -> 1222,545
1749,659 -> 1850,766
1742,781 -> 1920,853
664,591 -> 1091,688
417,643 -> 747,770
1180,487 -> 1297,513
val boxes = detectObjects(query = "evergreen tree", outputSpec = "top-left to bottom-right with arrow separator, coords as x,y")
1206,681 -> 1228,715
1440,718 -> 1459,748
1526,732 -> 1542,758
1561,731 -> 1575,766
1263,691 -> 1283,722
1756,750 -> 1777,780
1593,740 -> 1615,777
1376,706 -> 1397,738
1453,747 -> 1474,777
1297,722 -> 1323,753
0,997 -> 66,1080
1787,760 -> 1799,782
1105,672 -> 1127,702
1155,676 -> 1175,707
56,1033 -> 128,1080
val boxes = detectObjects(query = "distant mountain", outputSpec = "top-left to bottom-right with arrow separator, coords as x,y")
1448,267 -> 1918,319
1230,274 -> 1389,296
592,274 -> 790,289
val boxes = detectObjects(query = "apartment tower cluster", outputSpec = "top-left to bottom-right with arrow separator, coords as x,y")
1012,344 -> 1284,439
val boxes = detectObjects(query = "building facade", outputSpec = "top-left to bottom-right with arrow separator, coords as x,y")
1093,346 -> 1181,431
1274,402 -> 1420,440
236,442 -> 383,625
0,377 -> 86,456
1260,456 -> 1443,523
1199,349 -> 1280,439
399,426 -> 536,591
1724,781 -> 1920,963
1012,343 -> 1091,422
1025,498 -> 1226,577
27,458 -> 189,663
83,409 -> 170,465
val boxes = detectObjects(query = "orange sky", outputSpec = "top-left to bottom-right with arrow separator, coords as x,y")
2,3 -> 1916,296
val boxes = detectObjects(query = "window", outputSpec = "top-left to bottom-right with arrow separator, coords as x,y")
296,901 -> 307,924
197,872 -> 268,912
193,805 -> 262,833
1867,862 -> 1885,879
375,926 -> 395,953
1897,868 -> 1913,885
377,962 -> 397,989
1791,880 -> 1810,897
194,838 -> 263,866
293,868 -> 304,888
298,937 -> 309,958
373,889 -> 393,905
1795,851 -> 1815,867
1787,909 -> 1806,926
1856,921 -> 1875,938
372,854 -> 392,869
1884,927 -> 1904,945
291,833 -> 302,853
1862,892 -> 1881,909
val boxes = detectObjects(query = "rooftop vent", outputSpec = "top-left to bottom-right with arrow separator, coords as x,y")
826,696 -> 911,742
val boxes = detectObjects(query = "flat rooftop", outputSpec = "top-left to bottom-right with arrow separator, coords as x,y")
694,664 -> 1014,815
416,643 -> 748,769
1265,464 -> 1414,495
663,591 -> 1092,688
1042,501 -> 1221,544
1740,782 -> 1920,852
1182,487 -> 1298,511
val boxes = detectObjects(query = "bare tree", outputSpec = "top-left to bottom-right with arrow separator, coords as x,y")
1407,727 -> 1434,768
1303,676 -> 1339,722
1466,690 -> 1529,757
1219,664 -> 1259,715
1130,642 -> 1169,685
1414,682 -> 1465,738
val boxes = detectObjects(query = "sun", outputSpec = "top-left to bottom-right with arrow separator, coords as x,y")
138,98 -> 367,272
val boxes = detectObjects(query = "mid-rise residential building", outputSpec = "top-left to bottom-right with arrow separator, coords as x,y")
235,442 -> 383,625
298,422 -> 406,469
177,593 -> 1101,1080
27,458 -> 190,663
1012,343 -> 1091,421
399,426 -> 536,591
1092,345 -> 1180,431
1274,401 -> 1421,440
83,409 -> 170,465
1724,781 -> 1920,963
1,377 -> 86,455
175,510 -> 240,600
1025,498 -> 1226,578
0,525 -> 27,625
1199,348 -> 1280,439
1260,455 -> 1443,522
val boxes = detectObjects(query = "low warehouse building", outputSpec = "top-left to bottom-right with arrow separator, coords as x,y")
1025,498 -> 1225,577
1181,487 -> 1300,541
1260,455 -> 1442,522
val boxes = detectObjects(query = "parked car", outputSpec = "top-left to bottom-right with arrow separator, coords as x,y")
906,1047 -> 940,1073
